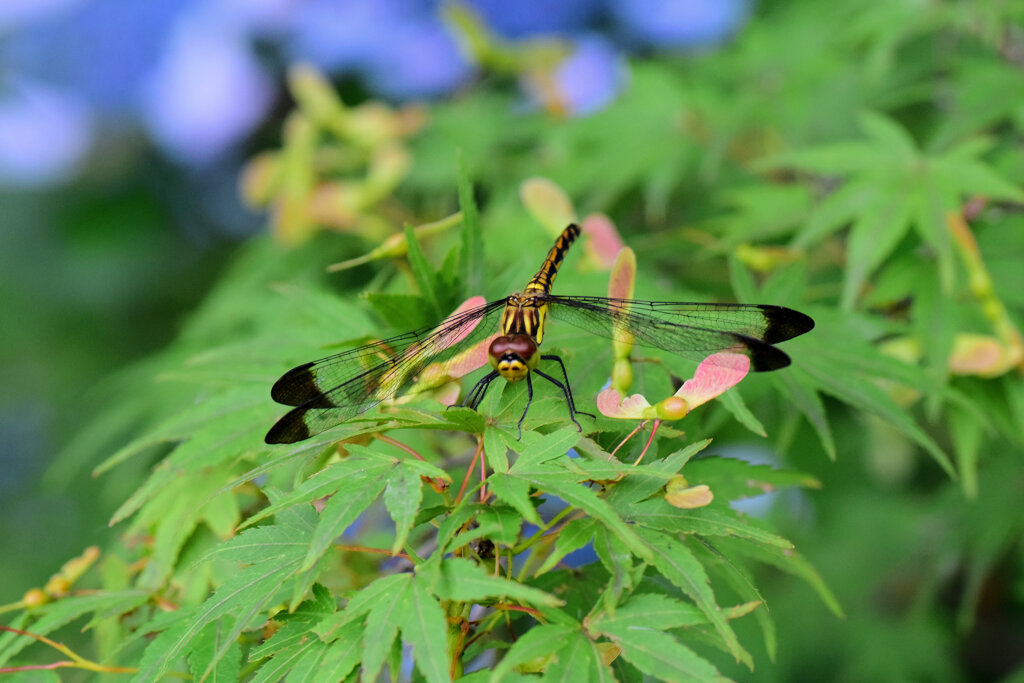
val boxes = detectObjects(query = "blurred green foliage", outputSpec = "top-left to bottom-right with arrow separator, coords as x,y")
3,0 -> 1023,680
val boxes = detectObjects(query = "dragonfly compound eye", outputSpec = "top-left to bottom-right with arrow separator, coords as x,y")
489,334 -> 538,381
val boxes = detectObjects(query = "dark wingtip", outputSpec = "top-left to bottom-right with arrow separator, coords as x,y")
731,331 -> 795,372
265,408 -> 311,444
270,362 -> 319,406
762,306 -> 815,344
749,346 -> 792,372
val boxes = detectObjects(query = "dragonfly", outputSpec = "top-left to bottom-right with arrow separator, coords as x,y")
266,224 -> 814,444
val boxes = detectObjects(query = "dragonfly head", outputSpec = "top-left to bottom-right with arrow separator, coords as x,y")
488,334 -> 539,382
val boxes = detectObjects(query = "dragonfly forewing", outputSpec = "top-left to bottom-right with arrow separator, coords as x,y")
543,295 -> 814,371
624,300 -> 816,343
266,300 -> 507,443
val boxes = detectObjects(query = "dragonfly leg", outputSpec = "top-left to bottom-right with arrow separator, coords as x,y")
463,369 -> 500,410
540,354 -> 595,420
516,373 -> 535,439
533,367 -> 585,432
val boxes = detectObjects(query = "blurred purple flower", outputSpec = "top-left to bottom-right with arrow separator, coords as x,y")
0,0 -> 752,182
609,0 -> 749,48
288,0 -> 413,71
2,0 -> 184,114
464,0 -> 603,38
289,0 -> 473,100
556,36 -> 626,115
561,539 -> 599,567
716,444 -> 783,518
1,0 -> 280,173
364,18 -> 474,99
206,0 -> 296,35
0,80 -> 92,186
140,16 -> 275,164
524,35 -> 626,117
0,0 -> 79,31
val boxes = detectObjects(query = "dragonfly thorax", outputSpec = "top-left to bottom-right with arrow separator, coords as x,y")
501,292 -> 548,344
488,334 -> 539,382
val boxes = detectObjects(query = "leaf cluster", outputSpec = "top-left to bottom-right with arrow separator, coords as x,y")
6,0 -> 1024,680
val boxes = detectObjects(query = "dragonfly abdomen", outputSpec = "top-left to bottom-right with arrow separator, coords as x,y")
525,223 -> 581,294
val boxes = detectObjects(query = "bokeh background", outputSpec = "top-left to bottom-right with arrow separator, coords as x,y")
1,0 -> 748,576
3,0 -> 1023,680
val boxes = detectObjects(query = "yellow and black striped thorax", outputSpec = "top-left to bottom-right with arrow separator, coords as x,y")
500,224 -> 581,345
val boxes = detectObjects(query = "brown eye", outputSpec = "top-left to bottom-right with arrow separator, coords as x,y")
490,334 -> 537,361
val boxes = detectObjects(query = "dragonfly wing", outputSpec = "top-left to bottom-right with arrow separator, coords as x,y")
265,405 -> 354,445
266,299 -> 507,443
544,296 -> 813,372
620,300 -> 815,343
